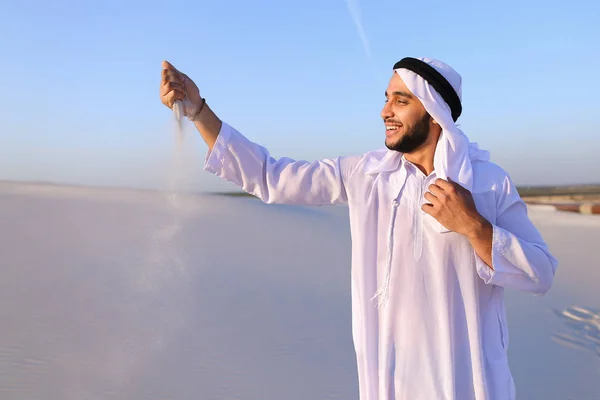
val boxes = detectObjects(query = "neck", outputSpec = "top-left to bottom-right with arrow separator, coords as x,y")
403,130 -> 441,176
404,151 -> 434,176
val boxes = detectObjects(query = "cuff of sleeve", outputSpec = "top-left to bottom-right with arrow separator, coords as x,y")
475,224 -> 510,285
203,122 -> 233,175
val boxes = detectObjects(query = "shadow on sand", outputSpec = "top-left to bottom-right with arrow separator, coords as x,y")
552,305 -> 600,357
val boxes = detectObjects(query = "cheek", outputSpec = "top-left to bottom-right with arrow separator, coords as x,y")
396,108 -> 424,126
392,104 -> 415,118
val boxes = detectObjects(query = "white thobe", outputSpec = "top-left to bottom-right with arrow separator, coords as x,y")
203,122 -> 559,400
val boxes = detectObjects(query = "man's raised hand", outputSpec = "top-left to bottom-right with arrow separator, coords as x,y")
159,60 -> 203,116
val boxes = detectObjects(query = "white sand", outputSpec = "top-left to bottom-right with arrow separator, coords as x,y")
0,181 -> 598,399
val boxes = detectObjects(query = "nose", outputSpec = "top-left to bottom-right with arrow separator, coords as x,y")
381,101 -> 393,120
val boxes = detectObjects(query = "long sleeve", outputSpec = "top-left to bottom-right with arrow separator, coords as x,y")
475,174 -> 559,295
203,122 -> 357,205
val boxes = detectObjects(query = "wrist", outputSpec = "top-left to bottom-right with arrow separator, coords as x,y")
188,98 -> 206,121
465,214 -> 492,240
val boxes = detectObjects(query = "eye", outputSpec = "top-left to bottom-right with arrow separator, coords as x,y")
397,100 -> 408,105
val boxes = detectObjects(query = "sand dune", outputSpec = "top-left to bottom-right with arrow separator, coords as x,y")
0,181 -> 598,399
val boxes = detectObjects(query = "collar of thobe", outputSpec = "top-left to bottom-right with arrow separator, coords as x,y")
366,57 -> 491,307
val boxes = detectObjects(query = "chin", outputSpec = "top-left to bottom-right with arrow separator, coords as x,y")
385,135 -> 402,150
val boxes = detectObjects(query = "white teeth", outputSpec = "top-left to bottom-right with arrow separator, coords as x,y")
386,126 -> 398,130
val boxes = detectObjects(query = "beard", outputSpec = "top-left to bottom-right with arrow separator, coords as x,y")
385,112 -> 432,153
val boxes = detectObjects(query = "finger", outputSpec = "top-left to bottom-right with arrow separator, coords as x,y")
160,88 -> 186,107
434,178 -> 454,192
160,81 -> 185,96
421,203 -> 435,215
162,90 -> 186,108
162,69 -> 183,84
427,184 -> 445,198
179,73 -> 197,91
162,61 -> 186,86
424,191 -> 440,206
162,60 -> 179,73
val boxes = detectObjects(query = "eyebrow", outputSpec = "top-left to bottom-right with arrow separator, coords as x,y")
385,91 -> 414,99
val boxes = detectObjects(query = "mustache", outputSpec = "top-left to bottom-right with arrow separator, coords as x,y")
384,119 -> 403,125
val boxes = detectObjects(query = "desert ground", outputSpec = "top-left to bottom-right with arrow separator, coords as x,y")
0,181 -> 598,399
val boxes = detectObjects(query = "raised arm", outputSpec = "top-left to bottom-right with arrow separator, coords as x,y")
159,60 -> 356,205
206,122 -> 356,205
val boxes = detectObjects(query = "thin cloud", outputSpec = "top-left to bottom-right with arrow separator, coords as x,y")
345,0 -> 371,59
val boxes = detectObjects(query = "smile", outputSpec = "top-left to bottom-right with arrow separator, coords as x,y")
385,125 -> 401,136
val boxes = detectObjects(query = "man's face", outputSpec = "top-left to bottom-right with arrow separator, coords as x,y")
382,73 -> 432,153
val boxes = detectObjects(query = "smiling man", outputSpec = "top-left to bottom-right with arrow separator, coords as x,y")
159,57 -> 558,400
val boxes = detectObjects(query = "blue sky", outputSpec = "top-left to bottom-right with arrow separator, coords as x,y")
1,0 -> 599,192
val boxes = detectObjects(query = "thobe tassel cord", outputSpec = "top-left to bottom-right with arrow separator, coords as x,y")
372,199 -> 399,308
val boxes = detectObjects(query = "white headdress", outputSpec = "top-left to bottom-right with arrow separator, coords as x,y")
394,57 -> 489,191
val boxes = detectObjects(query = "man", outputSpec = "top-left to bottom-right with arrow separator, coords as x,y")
159,57 -> 558,400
